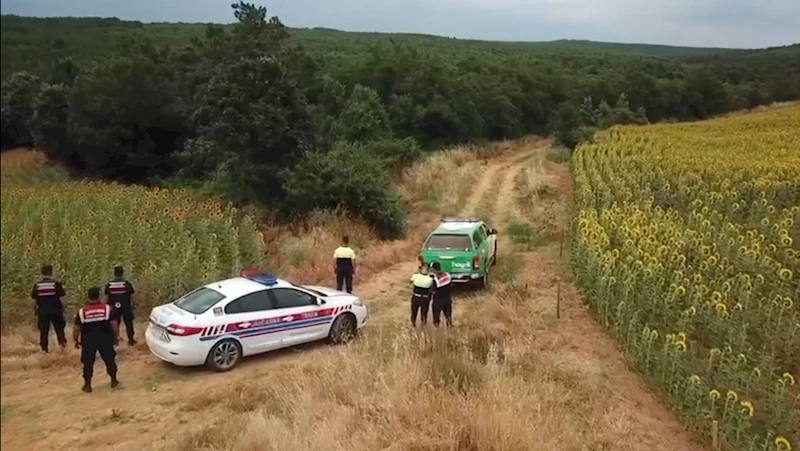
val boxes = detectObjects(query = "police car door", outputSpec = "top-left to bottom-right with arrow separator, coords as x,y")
223,290 -> 283,353
268,287 -> 331,347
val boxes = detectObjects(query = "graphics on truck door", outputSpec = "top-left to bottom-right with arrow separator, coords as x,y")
267,288 -> 332,346
472,229 -> 485,270
481,223 -> 496,263
219,290 -> 283,353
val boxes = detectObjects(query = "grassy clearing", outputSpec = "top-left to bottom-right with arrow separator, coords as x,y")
152,284 -> 636,451
0,145 -> 490,330
1,141 -> 701,451
147,144 -> 694,451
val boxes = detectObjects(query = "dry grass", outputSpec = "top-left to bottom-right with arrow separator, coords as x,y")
0,149 -> 69,186
397,146 -> 484,215
0,140 -> 702,451
149,141 -> 697,451
260,144 -> 491,286
503,151 -> 569,252
154,288 -> 610,451
153,265 -> 691,451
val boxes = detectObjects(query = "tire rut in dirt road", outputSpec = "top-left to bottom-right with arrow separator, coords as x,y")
361,145 -> 543,328
458,159 -> 504,217
482,151 -> 706,451
490,146 -> 540,224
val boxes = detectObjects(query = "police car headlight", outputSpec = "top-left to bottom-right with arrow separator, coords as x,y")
353,299 -> 363,306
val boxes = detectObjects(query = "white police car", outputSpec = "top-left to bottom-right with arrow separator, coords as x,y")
145,270 -> 368,371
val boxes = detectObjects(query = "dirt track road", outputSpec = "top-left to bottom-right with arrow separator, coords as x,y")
0,141 -> 704,451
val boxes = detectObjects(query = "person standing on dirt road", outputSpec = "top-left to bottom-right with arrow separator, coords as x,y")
31,264 -> 68,353
104,266 -> 137,346
430,261 -> 454,328
74,287 -> 120,393
409,264 -> 435,328
333,235 -> 357,293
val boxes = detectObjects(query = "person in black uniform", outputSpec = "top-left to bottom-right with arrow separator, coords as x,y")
430,261 -> 454,328
409,264 -> 434,328
333,235 -> 357,293
104,266 -> 136,346
31,264 -> 68,352
73,287 -> 120,393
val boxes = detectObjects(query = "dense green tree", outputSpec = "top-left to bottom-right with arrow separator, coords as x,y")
1,71 -> 41,147
60,45 -> 184,181
1,8 -> 798,236
30,83 -> 71,162
176,2 -> 316,205
336,84 -> 392,143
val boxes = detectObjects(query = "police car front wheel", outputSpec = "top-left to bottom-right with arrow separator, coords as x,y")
206,339 -> 242,372
328,314 -> 357,345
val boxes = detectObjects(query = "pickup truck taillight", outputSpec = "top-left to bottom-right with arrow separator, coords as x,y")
166,324 -> 204,336
418,255 -> 424,268
473,255 -> 480,270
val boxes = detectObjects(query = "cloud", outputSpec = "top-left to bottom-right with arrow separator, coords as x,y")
1,0 -> 798,48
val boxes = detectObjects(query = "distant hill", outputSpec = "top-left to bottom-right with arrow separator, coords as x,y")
289,26 -> 739,58
533,39 -> 736,57
1,14 -> 798,80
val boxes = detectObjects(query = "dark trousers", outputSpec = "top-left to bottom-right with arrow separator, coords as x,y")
81,340 -> 117,385
37,313 -> 67,351
336,272 -> 353,293
432,297 -> 453,327
117,307 -> 135,341
411,294 -> 431,327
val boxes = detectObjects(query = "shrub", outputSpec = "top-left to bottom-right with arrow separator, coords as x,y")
282,143 -> 408,239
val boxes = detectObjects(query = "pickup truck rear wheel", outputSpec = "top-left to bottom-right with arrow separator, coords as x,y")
476,269 -> 489,290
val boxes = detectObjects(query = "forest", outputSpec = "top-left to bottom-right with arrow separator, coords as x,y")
1,4 -> 799,236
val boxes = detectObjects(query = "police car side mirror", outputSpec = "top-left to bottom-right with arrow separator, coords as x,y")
488,228 -> 497,235
315,297 -> 325,306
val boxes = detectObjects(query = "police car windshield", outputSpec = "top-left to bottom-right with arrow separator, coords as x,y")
425,234 -> 472,252
174,287 -> 225,314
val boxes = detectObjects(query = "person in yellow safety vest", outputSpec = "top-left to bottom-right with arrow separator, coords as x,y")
333,235 -> 357,293
409,264 -> 434,328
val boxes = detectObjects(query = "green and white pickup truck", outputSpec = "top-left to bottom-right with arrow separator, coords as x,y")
417,217 -> 498,289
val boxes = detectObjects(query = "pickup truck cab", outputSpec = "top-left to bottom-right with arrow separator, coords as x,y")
418,217 -> 498,289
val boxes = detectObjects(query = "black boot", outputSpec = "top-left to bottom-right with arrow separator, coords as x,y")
110,378 -> 120,389
81,384 -> 92,393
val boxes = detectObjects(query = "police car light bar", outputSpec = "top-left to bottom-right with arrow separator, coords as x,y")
441,216 -> 481,223
240,269 -> 279,286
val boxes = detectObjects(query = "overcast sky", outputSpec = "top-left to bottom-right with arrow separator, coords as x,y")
2,0 -> 799,49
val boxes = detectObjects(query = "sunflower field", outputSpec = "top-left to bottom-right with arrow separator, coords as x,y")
572,105 -> 800,451
0,154 -> 267,327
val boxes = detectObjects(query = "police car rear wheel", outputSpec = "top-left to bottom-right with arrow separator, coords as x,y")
329,314 -> 356,345
207,339 -> 242,372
